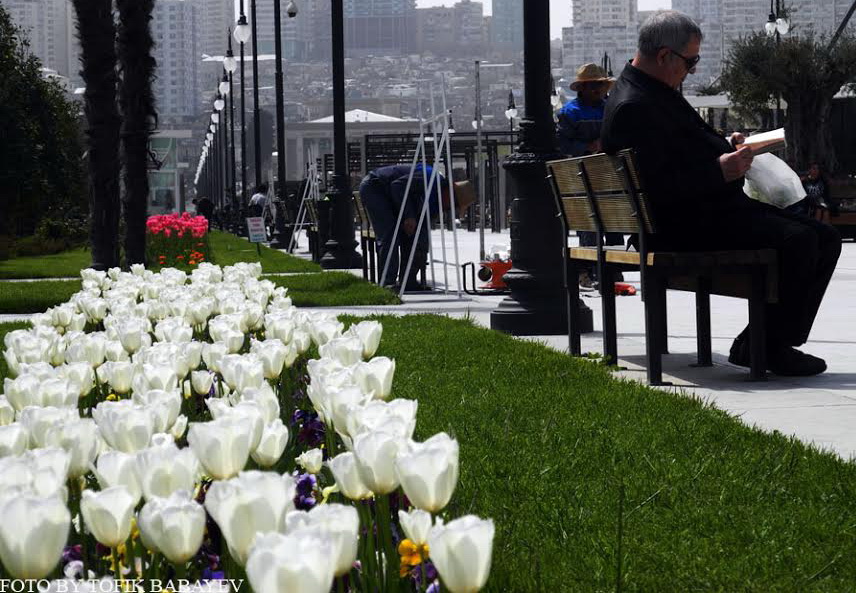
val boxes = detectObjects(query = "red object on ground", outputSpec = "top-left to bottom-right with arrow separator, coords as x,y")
615,282 -> 637,296
481,260 -> 513,290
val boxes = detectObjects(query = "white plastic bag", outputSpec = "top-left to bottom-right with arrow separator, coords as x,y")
743,153 -> 806,209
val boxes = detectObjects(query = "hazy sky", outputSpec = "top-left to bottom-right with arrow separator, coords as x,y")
415,1 -> 672,39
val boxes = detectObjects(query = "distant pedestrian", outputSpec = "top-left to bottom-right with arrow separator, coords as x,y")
557,63 -> 624,288
249,183 -> 268,217
196,196 -> 214,222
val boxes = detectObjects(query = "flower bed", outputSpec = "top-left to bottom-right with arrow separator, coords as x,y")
0,262 -> 494,592
146,213 -> 210,269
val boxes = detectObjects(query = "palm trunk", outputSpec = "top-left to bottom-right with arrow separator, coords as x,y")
116,0 -> 157,267
784,92 -> 835,173
72,0 -> 121,270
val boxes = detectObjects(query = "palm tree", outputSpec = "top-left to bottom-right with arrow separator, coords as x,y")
71,0 -> 121,270
116,0 -> 158,266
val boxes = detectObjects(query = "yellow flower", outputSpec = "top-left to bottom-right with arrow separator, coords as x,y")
106,393 -> 118,401
398,539 -> 429,576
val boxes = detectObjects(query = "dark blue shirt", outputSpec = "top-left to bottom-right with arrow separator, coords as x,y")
368,164 -> 449,219
556,98 -> 606,156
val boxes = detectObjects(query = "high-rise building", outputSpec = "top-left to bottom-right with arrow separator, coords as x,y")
453,0 -> 485,50
343,0 -> 416,55
491,0 -> 523,54
563,0 -> 638,82
415,6 -> 455,54
152,0 -> 200,118
4,0 -> 76,80
671,0 -> 723,87
198,0 -> 234,58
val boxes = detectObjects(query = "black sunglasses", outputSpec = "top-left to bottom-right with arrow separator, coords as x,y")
666,48 -> 701,70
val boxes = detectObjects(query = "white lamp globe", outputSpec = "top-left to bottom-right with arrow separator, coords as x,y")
219,80 -> 230,96
206,132 -> 213,141
211,113 -> 219,124
224,53 -> 238,74
234,17 -> 251,44
776,17 -> 790,35
214,97 -> 225,111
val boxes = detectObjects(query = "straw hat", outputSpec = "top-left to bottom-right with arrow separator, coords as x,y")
569,63 -> 614,91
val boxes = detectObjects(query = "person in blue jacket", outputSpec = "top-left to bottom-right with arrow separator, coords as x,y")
557,63 -> 624,287
359,164 -> 475,289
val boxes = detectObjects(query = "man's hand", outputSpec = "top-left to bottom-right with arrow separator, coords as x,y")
402,218 -> 417,236
728,132 -> 746,148
719,146 -> 754,182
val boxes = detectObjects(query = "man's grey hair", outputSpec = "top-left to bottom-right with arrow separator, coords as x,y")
638,10 -> 703,57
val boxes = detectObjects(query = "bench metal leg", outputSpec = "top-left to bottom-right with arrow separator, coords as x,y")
694,277 -> 713,367
644,274 -> 667,385
567,261 -> 582,357
748,271 -> 768,381
360,236 -> 369,281
601,265 -> 618,365
654,281 -> 668,354
368,239 -> 377,284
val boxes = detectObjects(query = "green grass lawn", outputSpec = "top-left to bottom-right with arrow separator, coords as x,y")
265,272 -> 400,307
0,280 -> 81,314
0,231 -> 319,279
346,314 -> 856,592
0,272 -> 396,313
208,231 -> 321,273
0,247 -> 90,279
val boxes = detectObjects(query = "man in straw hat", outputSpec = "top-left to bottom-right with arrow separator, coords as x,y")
360,164 -> 475,291
557,63 -> 624,289
600,10 -> 840,376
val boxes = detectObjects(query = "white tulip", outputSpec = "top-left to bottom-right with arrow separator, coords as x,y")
285,504 -> 359,576
352,357 -> 395,400
251,420 -> 289,468
3,375 -> 40,410
352,431 -> 405,495
103,340 -> 130,362
136,442 -> 199,501
296,448 -> 323,474
428,515 -> 495,593
43,418 -> 100,478
251,339 -> 288,379
246,531 -> 335,593
93,451 -> 142,504
191,370 -> 214,395
19,406 -> 79,448
292,329 -> 311,354
346,399 -> 418,441
25,447 -> 71,497
138,363 -> 178,392
395,433 -> 459,513
171,414 -> 188,439
309,320 -> 344,347
137,490 -> 205,563
328,386 -> 371,436
38,378 -> 79,408
184,341 -> 204,370
0,494 -> 70,579
100,361 -> 134,394
0,396 -> 15,426
132,389 -> 181,434
319,336 -> 364,367
398,509 -> 433,546
205,473 -> 293,564
241,384 -> 280,424
327,452 -> 373,501
0,424 -> 28,457
187,416 -> 252,480
265,317 -> 294,344
346,320 -> 383,359
234,471 -> 297,531
59,362 -> 95,397
80,486 -> 136,547
92,401 -> 156,453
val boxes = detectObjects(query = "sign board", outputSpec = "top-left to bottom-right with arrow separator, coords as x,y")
246,217 -> 267,243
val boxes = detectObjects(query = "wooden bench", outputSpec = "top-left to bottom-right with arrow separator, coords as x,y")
353,191 -> 378,282
547,149 -> 778,385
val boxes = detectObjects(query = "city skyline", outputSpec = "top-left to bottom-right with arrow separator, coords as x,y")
414,0 -> 672,38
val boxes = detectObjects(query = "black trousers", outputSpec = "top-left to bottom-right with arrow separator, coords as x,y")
655,203 -> 841,348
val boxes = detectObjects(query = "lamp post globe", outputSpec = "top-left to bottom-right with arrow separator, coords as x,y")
234,16 -> 251,44
211,112 -> 219,124
765,15 -> 776,36
206,132 -> 213,141
285,0 -> 298,18
224,51 -> 238,74
219,78 -> 230,96
214,96 -> 225,111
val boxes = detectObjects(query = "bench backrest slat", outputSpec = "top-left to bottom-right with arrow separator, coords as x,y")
548,150 -> 654,235
352,191 -> 374,233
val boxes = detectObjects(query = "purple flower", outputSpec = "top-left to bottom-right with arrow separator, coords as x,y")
410,560 -> 439,587
291,409 -> 325,447
61,545 -> 82,564
426,581 -> 441,593
296,494 -> 316,511
294,472 -> 318,510
202,567 -> 226,581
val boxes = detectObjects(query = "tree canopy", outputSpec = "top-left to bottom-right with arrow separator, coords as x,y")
720,31 -> 856,173
0,3 -> 86,238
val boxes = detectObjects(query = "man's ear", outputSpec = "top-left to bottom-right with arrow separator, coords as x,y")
656,48 -> 670,66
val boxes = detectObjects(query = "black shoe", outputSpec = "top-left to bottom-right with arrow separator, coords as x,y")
728,335 -> 750,368
768,346 -> 827,376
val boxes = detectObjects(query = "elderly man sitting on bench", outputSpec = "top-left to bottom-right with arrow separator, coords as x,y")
600,10 -> 841,376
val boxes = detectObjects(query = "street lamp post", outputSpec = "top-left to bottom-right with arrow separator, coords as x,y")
218,72 -> 232,228
320,0 -> 362,269
224,35 -> 238,228
270,0 -> 298,249
250,0 -> 262,187
765,0 -> 790,127
490,1 -> 593,335
504,89 -> 517,133
234,12 -> 251,234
